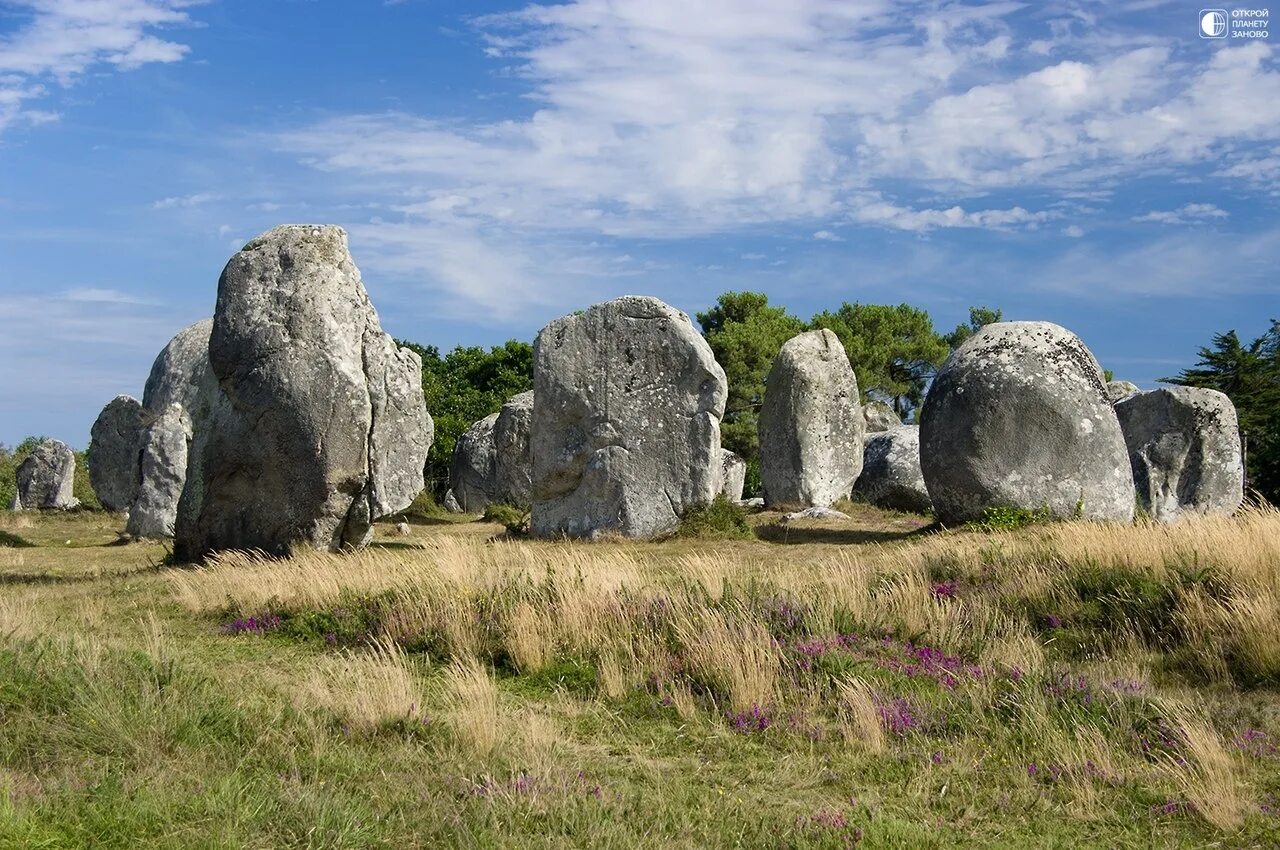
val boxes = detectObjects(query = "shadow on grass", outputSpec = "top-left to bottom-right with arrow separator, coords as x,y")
0,530 -> 35,548
754,522 -> 942,546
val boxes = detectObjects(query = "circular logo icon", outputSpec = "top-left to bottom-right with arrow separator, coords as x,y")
1201,10 -> 1227,37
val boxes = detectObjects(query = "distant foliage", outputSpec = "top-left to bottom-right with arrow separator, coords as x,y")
676,495 -> 754,540
810,302 -> 950,418
942,306 -> 1003,350
696,292 -> 806,478
397,339 -> 533,495
0,437 -> 41,510
1163,321 -> 1279,505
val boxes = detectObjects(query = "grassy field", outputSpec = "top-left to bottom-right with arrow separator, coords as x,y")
2,503 -> 1279,848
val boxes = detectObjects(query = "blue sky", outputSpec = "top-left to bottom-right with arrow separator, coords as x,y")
1,0 -> 1277,447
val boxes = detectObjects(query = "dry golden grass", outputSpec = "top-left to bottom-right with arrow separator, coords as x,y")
835,676 -> 886,754
296,639 -> 422,733
441,658 -> 500,759
1160,702 -> 1250,830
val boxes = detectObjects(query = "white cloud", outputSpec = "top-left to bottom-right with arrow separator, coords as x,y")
152,192 -> 218,209
1132,203 -> 1229,225
0,0 -> 198,134
849,195 -> 1055,232
1062,225 -> 1085,238
812,229 -> 842,241
267,1 -> 1280,314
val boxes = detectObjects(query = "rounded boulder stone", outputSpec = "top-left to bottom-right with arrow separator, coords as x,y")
920,321 -> 1134,524
88,395 -> 144,512
852,425 -> 931,514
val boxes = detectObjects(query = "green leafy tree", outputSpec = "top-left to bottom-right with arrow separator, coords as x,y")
1163,322 -> 1280,503
944,306 -> 1003,350
398,339 -> 534,496
809,303 -> 950,418
696,292 -> 806,487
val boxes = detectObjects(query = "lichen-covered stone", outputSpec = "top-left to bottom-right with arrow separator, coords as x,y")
492,391 -> 534,508
127,404 -> 192,538
531,296 -> 726,539
89,395 -> 143,511
143,319 -> 213,415
1115,387 -> 1243,522
717,448 -> 747,502
449,412 -> 499,513
1107,380 -> 1140,404
14,439 -> 79,510
852,426 -> 931,513
920,321 -> 1134,524
758,329 -> 863,508
174,225 -> 432,560
863,401 -> 901,433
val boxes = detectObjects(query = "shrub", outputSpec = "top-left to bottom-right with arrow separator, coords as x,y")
676,495 -> 754,540
965,504 -> 1054,531
482,502 -> 529,534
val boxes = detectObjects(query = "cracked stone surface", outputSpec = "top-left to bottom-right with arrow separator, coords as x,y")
450,411 -> 500,513
14,439 -> 78,510
852,425 -> 931,514
127,404 -> 192,538
88,395 -> 144,512
758,329 -> 863,508
174,225 -> 432,560
920,321 -> 1134,524
531,296 -> 726,539
1115,387 -> 1243,522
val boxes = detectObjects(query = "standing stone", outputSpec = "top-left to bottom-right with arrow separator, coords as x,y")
443,489 -> 463,513
531,296 -> 727,539
863,401 -> 902,433
127,404 -> 192,538
89,395 -> 144,512
174,225 -> 433,560
717,448 -> 747,501
1107,380 -> 1140,403
758,329 -> 863,508
143,318 -> 214,415
920,321 -> 1134,524
1115,387 -> 1244,522
852,426 -> 931,514
493,391 -> 534,508
14,439 -> 79,510
449,412 -> 499,513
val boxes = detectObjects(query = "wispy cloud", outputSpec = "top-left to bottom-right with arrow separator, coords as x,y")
1132,203 -> 1229,225
0,0 -> 199,134
152,192 -> 218,209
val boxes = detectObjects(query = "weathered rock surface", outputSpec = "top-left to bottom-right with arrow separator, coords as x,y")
1115,387 -> 1244,522
89,395 -> 144,511
920,321 -> 1134,524
127,404 -> 192,538
174,225 -> 432,560
852,426 -> 931,514
443,489 -> 463,513
531,296 -> 727,539
1107,380 -> 1140,403
446,392 -> 535,514
143,318 -> 213,415
863,401 -> 902,433
449,412 -> 499,513
14,439 -> 78,510
717,448 -> 747,501
758,329 -> 863,508
492,391 -> 534,508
